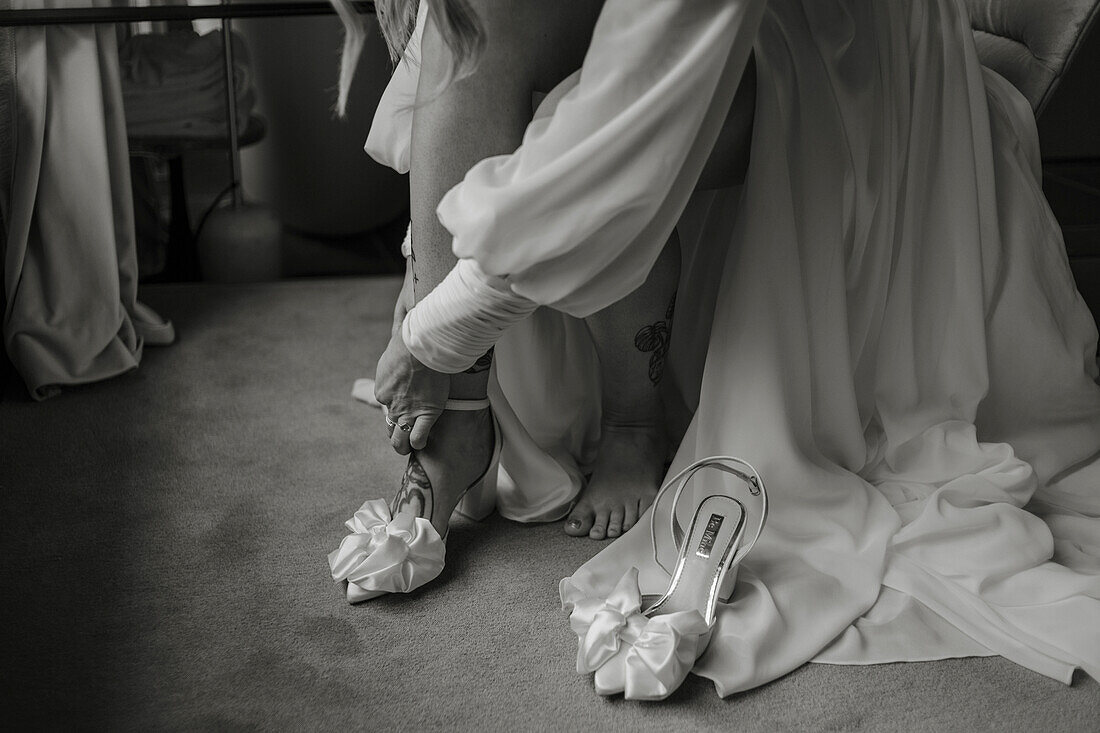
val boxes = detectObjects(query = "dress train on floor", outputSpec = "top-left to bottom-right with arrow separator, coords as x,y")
365,0 -> 1100,694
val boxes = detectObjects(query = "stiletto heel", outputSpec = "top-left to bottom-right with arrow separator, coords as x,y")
327,396 -> 501,603
562,456 -> 767,700
716,551 -> 740,606
455,474 -> 498,521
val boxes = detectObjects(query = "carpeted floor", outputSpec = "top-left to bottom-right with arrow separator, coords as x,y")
1,277 -> 1097,731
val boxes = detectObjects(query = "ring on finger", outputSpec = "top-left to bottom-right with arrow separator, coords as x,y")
396,421 -> 412,433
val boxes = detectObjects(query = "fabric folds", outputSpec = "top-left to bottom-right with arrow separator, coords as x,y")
562,568 -> 711,699
367,0 -> 1100,695
119,29 -> 256,139
402,259 -> 539,373
435,0 -> 764,317
328,499 -> 446,603
2,12 -> 144,399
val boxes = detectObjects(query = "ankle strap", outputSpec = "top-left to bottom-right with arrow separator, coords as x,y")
650,456 -> 768,576
444,397 -> 490,411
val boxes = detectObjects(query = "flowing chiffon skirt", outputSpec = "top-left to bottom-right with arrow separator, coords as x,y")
367,0 -> 1100,693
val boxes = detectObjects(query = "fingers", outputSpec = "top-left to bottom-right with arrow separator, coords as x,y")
390,420 -> 412,455
386,410 -> 441,455
409,412 -> 440,451
373,330 -> 450,456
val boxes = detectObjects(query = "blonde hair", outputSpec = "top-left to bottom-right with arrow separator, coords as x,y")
330,0 -> 486,116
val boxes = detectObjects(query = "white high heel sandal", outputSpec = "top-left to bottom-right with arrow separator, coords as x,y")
562,456 -> 768,700
327,397 -> 501,603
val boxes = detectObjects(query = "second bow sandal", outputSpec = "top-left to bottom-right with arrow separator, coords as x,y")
562,455 -> 768,700
327,397 -> 501,603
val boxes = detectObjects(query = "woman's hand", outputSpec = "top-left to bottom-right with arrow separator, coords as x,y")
374,326 -> 450,454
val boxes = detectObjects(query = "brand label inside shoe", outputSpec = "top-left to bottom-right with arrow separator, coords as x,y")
697,513 -> 724,558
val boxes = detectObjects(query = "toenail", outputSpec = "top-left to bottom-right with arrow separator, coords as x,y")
568,520 -> 581,529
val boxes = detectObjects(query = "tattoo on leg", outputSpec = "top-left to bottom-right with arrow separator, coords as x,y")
633,294 -> 676,385
392,455 -> 434,521
464,348 -> 494,375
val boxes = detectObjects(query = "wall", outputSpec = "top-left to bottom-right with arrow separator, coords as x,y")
236,15 -> 407,237
1037,17 -> 1100,160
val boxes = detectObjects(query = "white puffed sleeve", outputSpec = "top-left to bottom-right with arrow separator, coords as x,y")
434,0 -> 765,317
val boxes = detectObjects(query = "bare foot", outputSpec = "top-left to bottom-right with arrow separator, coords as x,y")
564,425 -> 667,540
391,408 -> 495,537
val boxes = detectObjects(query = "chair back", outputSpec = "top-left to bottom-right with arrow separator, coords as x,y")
967,0 -> 1100,114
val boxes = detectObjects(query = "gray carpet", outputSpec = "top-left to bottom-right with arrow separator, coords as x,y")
1,277 -> 1097,731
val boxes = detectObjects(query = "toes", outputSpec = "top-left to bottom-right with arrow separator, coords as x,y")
589,509 -> 610,540
622,501 -> 639,533
606,507 -> 625,538
564,504 -> 595,537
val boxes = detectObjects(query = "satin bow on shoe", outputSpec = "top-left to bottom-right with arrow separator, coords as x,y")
561,568 -> 711,700
327,499 -> 446,603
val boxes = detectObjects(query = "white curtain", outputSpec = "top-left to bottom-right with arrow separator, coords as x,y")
2,1 -> 166,399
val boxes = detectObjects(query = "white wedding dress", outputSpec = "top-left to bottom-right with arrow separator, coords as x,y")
366,0 -> 1100,694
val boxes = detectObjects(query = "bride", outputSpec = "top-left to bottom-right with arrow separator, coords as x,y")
329,0 -> 1100,697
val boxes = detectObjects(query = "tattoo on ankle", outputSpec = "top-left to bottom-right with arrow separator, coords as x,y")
392,456 -> 434,521
633,294 -> 676,385
464,348 -> 494,374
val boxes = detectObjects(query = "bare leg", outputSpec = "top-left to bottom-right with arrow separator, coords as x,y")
565,232 -> 681,539
563,58 -> 757,539
393,0 -> 601,535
